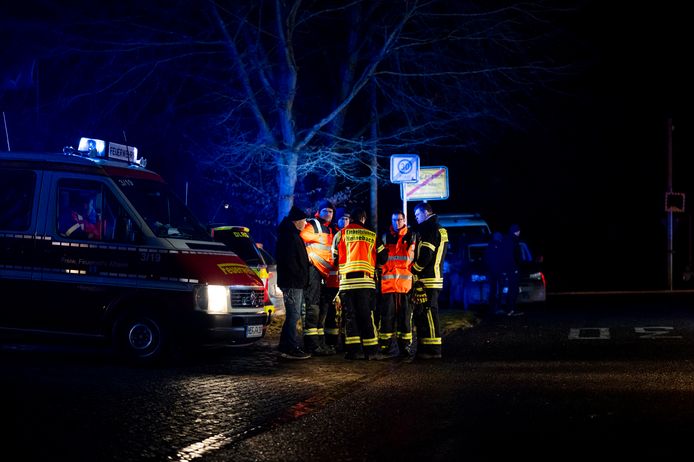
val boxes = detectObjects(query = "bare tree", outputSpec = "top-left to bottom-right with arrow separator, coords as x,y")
2,0 -> 574,232
199,1 -> 572,225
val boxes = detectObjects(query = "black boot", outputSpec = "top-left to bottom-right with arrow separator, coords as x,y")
398,340 -> 413,358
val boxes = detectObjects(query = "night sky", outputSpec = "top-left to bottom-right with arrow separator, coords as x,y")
1,1 -> 690,292
454,2 -> 688,292
377,3 -> 689,292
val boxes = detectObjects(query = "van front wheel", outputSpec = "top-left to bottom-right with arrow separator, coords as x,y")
114,311 -> 167,364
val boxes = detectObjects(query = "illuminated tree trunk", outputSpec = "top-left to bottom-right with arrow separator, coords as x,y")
277,150 -> 299,223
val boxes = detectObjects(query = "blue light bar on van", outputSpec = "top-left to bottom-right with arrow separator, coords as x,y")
75,137 -> 147,167
77,137 -> 106,157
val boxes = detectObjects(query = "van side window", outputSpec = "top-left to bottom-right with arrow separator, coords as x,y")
57,179 -> 140,243
0,168 -> 35,231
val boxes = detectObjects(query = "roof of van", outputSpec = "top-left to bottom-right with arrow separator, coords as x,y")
437,213 -> 490,229
0,150 -> 160,179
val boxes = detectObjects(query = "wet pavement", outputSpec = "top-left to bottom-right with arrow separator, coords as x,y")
2,309 -> 475,461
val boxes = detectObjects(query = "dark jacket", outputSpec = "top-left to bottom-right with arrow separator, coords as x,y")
411,214 -> 448,289
484,233 -> 505,275
276,216 -> 310,289
499,233 -> 522,273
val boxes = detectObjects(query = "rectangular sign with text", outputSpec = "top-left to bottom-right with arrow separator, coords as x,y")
400,166 -> 449,201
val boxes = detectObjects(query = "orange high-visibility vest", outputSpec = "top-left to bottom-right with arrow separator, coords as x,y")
335,223 -> 378,291
300,217 -> 339,287
380,226 -> 414,293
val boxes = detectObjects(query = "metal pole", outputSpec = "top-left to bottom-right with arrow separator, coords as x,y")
2,112 -> 10,151
403,196 -> 408,224
667,118 -> 673,290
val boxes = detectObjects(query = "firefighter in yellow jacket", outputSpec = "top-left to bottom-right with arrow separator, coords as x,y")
300,200 -> 339,356
410,202 -> 448,359
378,210 -> 416,358
332,207 -> 388,360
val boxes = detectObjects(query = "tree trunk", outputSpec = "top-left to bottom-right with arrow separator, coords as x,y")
277,150 -> 299,224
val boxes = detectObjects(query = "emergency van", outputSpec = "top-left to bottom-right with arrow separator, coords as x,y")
0,138 -> 270,363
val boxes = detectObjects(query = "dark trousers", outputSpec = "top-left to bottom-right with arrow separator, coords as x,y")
413,288 -> 442,356
321,286 -> 340,346
378,292 -> 412,352
341,288 -> 378,356
505,270 -> 520,311
304,265 -> 325,351
488,271 -> 505,311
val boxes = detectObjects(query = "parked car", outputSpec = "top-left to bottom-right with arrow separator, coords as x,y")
438,212 -> 491,309
437,213 -> 492,242
441,238 -> 546,310
210,225 -> 284,315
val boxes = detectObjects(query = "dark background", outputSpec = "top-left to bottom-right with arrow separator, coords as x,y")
388,2 -> 691,293
1,2 -> 690,293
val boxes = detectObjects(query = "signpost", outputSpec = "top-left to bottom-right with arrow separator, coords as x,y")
665,192 -> 685,213
389,156 -> 449,222
390,154 -> 420,221
400,166 -> 449,201
390,154 -> 420,183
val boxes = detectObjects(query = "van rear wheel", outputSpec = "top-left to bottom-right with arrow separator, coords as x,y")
114,311 -> 167,364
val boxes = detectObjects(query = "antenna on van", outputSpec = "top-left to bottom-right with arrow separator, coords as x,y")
2,112 -> 10,151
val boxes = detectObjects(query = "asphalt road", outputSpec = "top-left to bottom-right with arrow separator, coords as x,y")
4,292 -> 694,461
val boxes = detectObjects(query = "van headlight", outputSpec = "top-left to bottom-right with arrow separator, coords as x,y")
195,285 -> 230,314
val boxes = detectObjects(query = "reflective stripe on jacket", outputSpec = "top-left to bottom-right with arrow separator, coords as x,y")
300,217 -> 339,287
411,215 -> 448,289
333,223 -> 381,291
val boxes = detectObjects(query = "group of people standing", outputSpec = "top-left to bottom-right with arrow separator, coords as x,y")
275,200 -> 448,361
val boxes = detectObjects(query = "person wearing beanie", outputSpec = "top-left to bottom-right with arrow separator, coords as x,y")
317,200 -> 335,215
337,213 -> 351,229
299,199 -> 339,356
276,206 -> 311,359
287,206 -> 307,222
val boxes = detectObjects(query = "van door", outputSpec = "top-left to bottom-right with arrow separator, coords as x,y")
32,174 -> 144,337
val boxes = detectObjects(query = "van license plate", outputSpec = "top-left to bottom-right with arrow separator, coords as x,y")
246,325 -> 263,338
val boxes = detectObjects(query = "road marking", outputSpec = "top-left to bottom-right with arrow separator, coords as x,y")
569,328 -> 610,340
569,326 -> 682,340
634,326 -> 683,339
175,426 -> 262,461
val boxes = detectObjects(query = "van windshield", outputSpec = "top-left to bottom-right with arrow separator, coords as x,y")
212,229 -> 264,266
114,176 -> 212,241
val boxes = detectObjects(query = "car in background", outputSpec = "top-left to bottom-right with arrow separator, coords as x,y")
438,213 -> 491,309
210,225 -> 284,316
438,213 -> 492,242
441,237 -> 546,310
